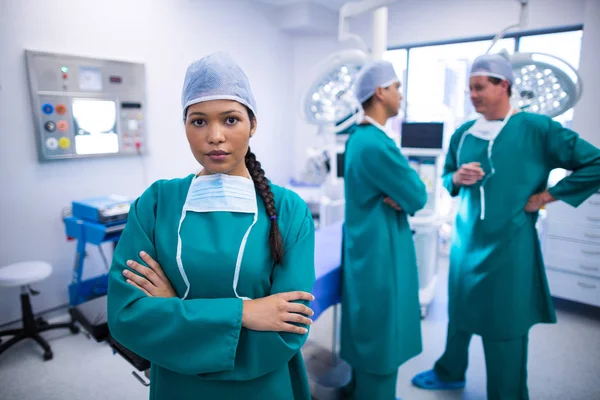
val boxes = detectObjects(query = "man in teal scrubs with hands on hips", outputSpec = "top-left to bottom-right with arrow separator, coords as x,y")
412,52 -> 600,400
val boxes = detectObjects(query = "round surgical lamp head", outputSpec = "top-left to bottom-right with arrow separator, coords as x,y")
510,52 -> 582,118
302,49 -> 368,133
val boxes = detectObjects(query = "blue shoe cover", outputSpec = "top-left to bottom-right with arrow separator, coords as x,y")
411,369 -> 466,390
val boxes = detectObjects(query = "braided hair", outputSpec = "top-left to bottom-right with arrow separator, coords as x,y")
244,109 -> 284,264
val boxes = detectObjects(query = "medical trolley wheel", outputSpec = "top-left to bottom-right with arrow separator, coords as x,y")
43,350 -> 53,361
69,323 -> 80,334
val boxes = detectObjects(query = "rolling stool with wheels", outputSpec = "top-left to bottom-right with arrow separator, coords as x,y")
0,261 -> 80,361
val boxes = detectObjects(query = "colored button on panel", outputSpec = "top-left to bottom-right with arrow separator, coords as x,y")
44,121 -> 56,132
45,137 -> 58,150
58,137 -> 71,149
56,104 -> 67,115
57,120 -> 69,132
127,119 -> 139,131
42,103 -> 54,114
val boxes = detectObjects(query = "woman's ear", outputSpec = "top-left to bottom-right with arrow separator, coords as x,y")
249,118 -> 258,138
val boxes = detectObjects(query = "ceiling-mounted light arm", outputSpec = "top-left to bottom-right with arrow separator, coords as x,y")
339,0 -> 396,53
487,0 -> 529,53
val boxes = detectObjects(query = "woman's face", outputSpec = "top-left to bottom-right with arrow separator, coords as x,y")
185,100 -> 257,176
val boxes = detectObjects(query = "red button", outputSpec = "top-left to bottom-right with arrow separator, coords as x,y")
63,73 -> 68,80
56,104 -> 67,115
57,120 -> 69,132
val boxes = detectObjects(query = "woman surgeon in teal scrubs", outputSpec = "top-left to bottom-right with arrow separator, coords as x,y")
107,52 -> 316,400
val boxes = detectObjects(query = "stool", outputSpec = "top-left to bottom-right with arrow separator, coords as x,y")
0,261 -> 80,361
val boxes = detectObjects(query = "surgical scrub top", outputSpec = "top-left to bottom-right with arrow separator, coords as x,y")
444,112 -> 600,340
107,175 -> 316,400
341,123 -> 428,375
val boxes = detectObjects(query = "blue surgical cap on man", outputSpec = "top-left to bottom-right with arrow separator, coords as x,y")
353,60 -> 400,104
470,53 -> 514,85
181,52 -> 257,119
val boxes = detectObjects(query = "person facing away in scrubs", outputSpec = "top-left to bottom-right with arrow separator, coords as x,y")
341,60 -> 428,400
107,52 -> 317,400
412,53 -> 600,400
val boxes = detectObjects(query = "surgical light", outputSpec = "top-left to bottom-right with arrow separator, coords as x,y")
302,49 -> 368,131
486,0 -> 583,118
510,52 -> 582,118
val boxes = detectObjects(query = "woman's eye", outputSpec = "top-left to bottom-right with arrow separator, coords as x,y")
192,119 -> 206,127
225,117 -> 238,125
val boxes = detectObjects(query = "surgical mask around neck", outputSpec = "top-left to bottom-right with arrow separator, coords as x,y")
185,173 -> 257,214
456,108 -> 515,221
175,172 -> 258,300
468,108 -> 515,141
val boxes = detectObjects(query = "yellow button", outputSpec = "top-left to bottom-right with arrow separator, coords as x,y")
58,137 -> 71,149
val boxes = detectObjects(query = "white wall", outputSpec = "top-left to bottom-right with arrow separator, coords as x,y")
291,0 -> 594,175
0,0 -> 294,325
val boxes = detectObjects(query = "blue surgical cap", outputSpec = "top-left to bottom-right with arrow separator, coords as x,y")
470,53 -> 514,84
353,60 -> 400,104
181,52 -> 257,119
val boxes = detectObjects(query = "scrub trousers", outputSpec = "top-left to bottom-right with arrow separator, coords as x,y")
342,369 -> 398,400
434,324 -> 529,400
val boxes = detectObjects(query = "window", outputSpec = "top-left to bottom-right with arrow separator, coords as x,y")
405,39 -> 514,130
384,27 -> 583,137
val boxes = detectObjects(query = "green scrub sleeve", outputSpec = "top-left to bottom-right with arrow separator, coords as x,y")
545,119 -> 600,207
198,206 -> 316,381
107,183 -> 244,376
442,130 -> 463,197
361,137 -> 428,216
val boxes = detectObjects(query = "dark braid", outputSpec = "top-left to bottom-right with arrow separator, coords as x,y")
245,148 -> 284,264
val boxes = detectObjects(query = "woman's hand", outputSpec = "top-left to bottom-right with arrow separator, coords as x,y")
242,291 -> 315,334
123,251 -> 177,298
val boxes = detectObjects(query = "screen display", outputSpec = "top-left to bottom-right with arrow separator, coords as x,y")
78,66 -> 103,91
121,102 -> 142,109
401,122 -> 444,149
336,152 -> 345,178
72,99 -> 118,155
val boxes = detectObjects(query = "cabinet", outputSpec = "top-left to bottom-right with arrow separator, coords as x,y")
542,193 -> 600,307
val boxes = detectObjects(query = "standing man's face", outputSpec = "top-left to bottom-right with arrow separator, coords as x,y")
469,76 -> 509,116
382,81 -> 403,118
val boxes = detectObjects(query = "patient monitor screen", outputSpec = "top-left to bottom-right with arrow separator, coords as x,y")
72,99 -> 119,155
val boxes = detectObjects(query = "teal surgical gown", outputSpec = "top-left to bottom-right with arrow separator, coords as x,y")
341,123 -> 428,375
107,175 -> 316,400
444,112 -> 600,340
